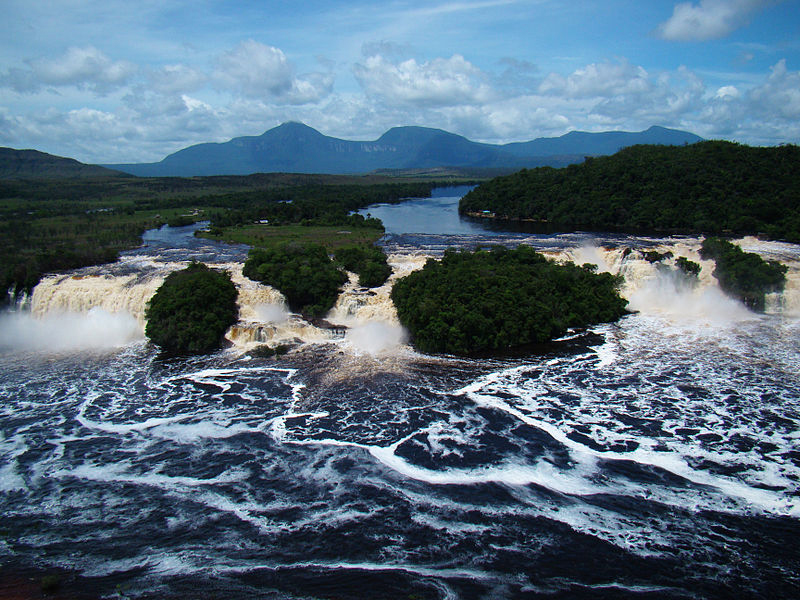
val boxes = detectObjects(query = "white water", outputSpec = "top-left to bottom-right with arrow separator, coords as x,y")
3,228 -> 800,598
6,237 -> 799,356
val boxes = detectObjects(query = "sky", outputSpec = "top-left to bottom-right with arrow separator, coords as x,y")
1,0 -> 799,164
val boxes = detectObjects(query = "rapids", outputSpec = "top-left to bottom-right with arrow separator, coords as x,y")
1,198 -> 800,599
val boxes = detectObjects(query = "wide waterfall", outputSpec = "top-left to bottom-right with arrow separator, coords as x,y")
10,236 -> 800,354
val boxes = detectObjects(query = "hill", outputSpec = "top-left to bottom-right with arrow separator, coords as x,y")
107,122 -> 702,177
0,147 -> 125,179
459,141 -> 800,242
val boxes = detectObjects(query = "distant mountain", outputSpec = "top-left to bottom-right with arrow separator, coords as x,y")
107,122 -> 703,177
502,126 -> 703,157
0,147 -> 125,179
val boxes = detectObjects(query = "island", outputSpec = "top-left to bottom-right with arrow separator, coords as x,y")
145,262 -> 239,354
390,245 -> 629,356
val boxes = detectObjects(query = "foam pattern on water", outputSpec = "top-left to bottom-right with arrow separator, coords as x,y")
1,316 -> 799,597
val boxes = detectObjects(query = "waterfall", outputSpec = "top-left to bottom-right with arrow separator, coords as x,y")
327,253 -> 429,327
30,270 -> 166,326
553,238 -> 800,321
7,239 -> 797,355
325,254 -> 428,355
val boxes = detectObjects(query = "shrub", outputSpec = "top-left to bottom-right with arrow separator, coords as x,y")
676,256 -> 701,277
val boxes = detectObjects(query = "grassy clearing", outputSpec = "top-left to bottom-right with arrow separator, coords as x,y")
199,223 -> 384,251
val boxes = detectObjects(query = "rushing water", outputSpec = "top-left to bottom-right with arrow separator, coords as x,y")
1,191 -> 800,599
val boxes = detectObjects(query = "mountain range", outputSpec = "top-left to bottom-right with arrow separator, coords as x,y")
106,122 -> 703,177
0,148 -> 124,179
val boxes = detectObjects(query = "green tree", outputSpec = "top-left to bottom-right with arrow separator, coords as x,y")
243,242 -> 347,316
145,262 -> 239,354
391,245 -> 628,356
334,244 -> 392,288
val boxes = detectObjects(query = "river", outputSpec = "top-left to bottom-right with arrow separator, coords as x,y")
1,188 -> 799,599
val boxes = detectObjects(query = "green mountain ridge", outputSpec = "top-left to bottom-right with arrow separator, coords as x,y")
0,148 -> 125,179
106,122 -> 703,177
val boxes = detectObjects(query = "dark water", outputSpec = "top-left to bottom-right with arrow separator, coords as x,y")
1,194 -> 800,599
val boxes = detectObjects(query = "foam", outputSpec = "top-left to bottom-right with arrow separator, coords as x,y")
454,333 -> 800,517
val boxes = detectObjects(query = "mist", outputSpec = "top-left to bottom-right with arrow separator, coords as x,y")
345,321 -> 408,355
0,308 -> 142,353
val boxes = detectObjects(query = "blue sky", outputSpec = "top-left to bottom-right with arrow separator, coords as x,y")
1,0 -> 799,163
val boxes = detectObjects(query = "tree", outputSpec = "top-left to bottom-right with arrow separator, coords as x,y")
243,242 -> 347,316
391,245 -> 628,356
334,244 -> 392,288
145,262 -> 239,354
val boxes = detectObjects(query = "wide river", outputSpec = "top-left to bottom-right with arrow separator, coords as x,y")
1,188 -> 799,599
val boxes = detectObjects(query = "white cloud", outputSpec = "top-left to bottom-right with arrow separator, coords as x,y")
715,85 -> 740,98
353,53 -> 494,107
0,46 -> 136,94
747,59 -> 800,119
657,0 -> 775,42
148,64 -> 207,95
539,60 -> 651,98
214,40 -> 332,104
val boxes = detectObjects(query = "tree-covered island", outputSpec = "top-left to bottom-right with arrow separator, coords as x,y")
699,237 -> 787,311
145,262 -> 239,354
459,141 -> 800,242
243,242 -> 348,317
391,245 -> 628,356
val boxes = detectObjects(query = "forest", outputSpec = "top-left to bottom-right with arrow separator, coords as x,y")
0,174 -> 445,303
459,141 -> 800,241
390,245 -> 628,356
700,237 -> 787,311
145,262 -> 239,354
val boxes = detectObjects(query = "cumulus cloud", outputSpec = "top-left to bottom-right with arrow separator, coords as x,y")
539,60 -> 651,98
148,64 -> 207,95
747,59 -> 800,120
657,0 -> 775,41
0,46 -> 136,94
353,53 -> 494,107
214,39 -> 332,104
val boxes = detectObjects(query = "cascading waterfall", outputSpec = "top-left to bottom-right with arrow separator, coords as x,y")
6,238 -> 799,355
326,253 -> 429,355
554,238 -> 800,321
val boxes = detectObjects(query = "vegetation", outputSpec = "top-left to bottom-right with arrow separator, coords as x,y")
675,256 -> 701,278
335,245 -> 392,287
643,250 -> 673,263
201,223 -> 384,251
699,238 -> 787,311
391,245 -> 628,356
0,173 -> 450,303
460,141 -> 800,242
243,242 -> 348,317
202,181 -> 436,230
145,262 -> 239,354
